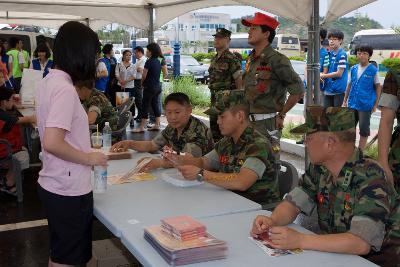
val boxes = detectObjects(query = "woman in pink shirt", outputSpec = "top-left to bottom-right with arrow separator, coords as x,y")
36,21 -> 107,267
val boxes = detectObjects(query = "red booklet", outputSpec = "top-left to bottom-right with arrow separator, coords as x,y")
161,215 -> 207,237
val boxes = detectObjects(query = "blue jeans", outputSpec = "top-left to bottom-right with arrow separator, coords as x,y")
353,109 -> 372,137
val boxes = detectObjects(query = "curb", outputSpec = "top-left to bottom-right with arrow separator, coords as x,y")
192,114 -> 305,158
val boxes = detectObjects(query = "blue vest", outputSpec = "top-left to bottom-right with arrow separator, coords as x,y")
95,57 -> 111,92
32,58 -> 53,77
325,48 -> 348,94
319,47 -> 328,73
347,63 -> 378,111
1,55 -> 10,72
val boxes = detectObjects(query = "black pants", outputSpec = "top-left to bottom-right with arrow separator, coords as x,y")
13,77 -> 22,93
149,82 -> 163,122
107,79 -> 119,107
141,85 -> 161,119
323,93 -> 345,108
125,84 -> 143,118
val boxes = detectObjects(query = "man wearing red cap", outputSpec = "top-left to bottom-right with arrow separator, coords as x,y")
241,12 -> 304,160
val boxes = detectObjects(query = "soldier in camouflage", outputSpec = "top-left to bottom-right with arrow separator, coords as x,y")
110,92 -> 214,171
378,67 -> 400,193
241,13 -> 304,160
367,195 -> 400,267
250,106 -> 399,266
80,87 -> 118,131
208,28 -> 242,142
166,90 -> 280,206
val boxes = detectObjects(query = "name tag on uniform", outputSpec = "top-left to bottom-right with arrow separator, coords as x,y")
256,66 -> 271,72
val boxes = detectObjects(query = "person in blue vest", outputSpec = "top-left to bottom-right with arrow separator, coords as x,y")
95,49 -> 109,93
30,43 -> 53,78
103,44 -> 118,105
320,30 -> 348,108
343,44 -> 381,150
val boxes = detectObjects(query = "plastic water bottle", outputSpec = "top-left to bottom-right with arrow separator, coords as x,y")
102,122 -> 112,149
93,165 -> 107,193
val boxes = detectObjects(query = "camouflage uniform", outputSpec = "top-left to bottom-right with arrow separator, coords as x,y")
208,28 -> 242,142
152,115 -> 214,157
367,194 -> 400,267
378,67 -> 400,193
243,45 -> 304,155
289,106 -> 399,266
82,89 -> 118,131
204,90 -> 280,206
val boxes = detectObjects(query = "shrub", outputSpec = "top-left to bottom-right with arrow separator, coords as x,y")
207,52 -> 216,59
381,58 -> 400,70
364,144 -> 378,160
163,76 -> 210,107
192,52 -> 207,62
192,52 -> 216,62
348,56 -> 358,67
289,56 -> 305,61
282,121 -> 303,141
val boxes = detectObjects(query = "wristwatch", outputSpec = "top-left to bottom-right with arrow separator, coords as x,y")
196,168 -> 205,182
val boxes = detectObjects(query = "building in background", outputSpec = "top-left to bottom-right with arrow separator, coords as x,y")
156,12 -> 232,54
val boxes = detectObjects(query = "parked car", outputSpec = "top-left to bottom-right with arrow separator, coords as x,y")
167,55 -> 209,83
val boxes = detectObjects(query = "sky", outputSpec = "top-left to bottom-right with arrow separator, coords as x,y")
199,0 -> 399,28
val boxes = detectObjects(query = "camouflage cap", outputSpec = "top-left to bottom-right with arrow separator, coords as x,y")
205,90 -> 247,116
290,106 -> 355,134
213,28 -> 232,38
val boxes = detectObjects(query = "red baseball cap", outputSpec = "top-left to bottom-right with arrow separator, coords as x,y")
241,12 -> 279,30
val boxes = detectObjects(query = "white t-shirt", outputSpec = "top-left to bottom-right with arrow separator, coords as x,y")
115,62 -> 136,88
134,56 -> 147,79
97,61 -> 108,74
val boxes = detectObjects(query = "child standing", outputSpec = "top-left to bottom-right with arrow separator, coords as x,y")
321,30 -> 348,107
343,45 -> 381,150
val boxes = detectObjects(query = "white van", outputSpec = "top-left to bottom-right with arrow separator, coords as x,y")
0,30 -> 54,57
273,33 -> 301,57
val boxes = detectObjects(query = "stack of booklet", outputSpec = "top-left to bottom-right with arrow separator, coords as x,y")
144,216 -> 228,266
161,215 -> 207,241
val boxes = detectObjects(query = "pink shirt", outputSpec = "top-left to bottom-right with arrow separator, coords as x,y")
36,69 -> 92,196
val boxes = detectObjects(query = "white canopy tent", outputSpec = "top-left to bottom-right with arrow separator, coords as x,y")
0,0 -> 377,30
0,11 -> 110,30
323,0 -> 377,24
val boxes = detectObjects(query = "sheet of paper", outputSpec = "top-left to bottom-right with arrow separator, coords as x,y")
249,236 -> 303,257
160,168 -> 203,187
20,69 -> 43,105
107,157 -> 155,185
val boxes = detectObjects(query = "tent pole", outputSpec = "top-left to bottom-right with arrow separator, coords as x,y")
313,0 -> 320,105
305,0 -> 320,170
148,4 -> 154,43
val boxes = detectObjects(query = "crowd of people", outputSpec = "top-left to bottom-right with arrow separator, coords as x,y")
0,11 -> 398,267
0,35 -> 53,93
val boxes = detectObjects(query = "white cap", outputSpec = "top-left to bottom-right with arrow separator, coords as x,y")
105,122 -> 109,126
